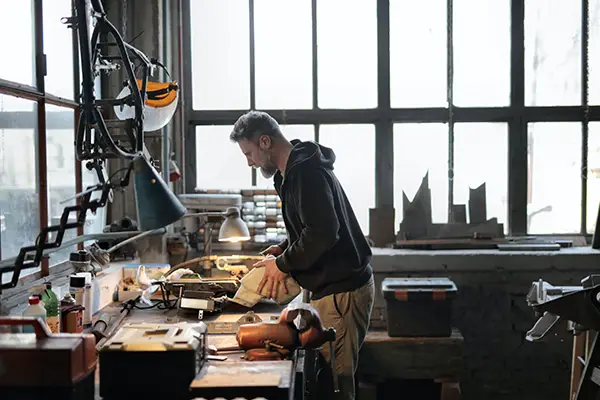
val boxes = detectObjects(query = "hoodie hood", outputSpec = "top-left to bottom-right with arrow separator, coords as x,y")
284,139 -> 336,174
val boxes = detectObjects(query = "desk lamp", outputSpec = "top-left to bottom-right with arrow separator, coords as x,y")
186,207 -> 251,276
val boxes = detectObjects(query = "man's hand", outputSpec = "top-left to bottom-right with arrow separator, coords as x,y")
254,255 -> 289,299
260,244 -> 284,257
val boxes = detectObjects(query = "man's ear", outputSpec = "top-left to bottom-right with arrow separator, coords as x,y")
259,135 -> 272,149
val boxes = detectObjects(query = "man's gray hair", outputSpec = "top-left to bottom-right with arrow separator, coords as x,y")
230,110 -> 282,143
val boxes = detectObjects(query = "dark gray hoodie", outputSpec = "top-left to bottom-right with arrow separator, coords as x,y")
273,139 -> 373,300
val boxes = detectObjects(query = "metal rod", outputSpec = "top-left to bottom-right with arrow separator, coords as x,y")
249,0 -> 257,188
162,0 -> 171,189
73,0 -> 84,245
103,228 -> 163,254
311,0 -> 318,109
34,0 -> 49,276
249,0 -> 256,110
508,0 -> 526,235
183,212 -> 226,219
446,0 -> 454,222
582,0 -> 590,235
60,185 -> 100,204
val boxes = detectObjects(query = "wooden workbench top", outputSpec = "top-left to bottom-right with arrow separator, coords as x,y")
364,328 -> 464,343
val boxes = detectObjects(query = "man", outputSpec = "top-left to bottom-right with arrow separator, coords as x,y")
229,110 -> 374,400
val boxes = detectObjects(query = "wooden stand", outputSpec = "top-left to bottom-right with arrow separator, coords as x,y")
357,328 -> 464,400
570,331 -> 589,399
570,330 -> 600,400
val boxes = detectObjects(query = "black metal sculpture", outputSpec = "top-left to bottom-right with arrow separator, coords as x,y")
0,0 -> 178,291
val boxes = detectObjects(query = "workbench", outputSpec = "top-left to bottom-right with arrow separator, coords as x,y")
93,299 -> 305,400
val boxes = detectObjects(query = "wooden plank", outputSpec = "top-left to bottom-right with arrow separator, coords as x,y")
190,360 -> 294,400
570,332 -> 586,400
364,328 -> 464,344
191,372 -> 281,388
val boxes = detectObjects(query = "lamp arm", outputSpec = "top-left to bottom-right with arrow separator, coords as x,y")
182,212 -> 226,219
0,181 -> 113,291
0,230 -> 162,269
101,228 -> 166,254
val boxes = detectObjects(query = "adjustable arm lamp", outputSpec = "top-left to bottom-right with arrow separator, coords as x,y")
92,207 -> 250,261
184,207 -> 251,277
187,207 -> 251,243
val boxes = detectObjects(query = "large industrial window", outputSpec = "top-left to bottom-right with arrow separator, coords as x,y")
0,0 -> 106,279
183,0 -> 600,238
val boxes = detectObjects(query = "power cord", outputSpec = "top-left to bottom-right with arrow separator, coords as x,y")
132,281 -> 178,311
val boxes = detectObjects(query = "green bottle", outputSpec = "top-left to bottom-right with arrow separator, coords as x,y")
41,283 -> 60,333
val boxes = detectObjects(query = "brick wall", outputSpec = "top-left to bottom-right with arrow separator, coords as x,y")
370,248 -> 600,400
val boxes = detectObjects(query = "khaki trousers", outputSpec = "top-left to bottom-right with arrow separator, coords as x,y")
310,275 -> 375,400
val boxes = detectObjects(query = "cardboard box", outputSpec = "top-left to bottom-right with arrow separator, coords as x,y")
94,263 -> 172,307
117,263 -> 171,302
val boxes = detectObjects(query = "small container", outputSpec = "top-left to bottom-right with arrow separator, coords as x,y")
69,275 -> 86,307
22,296 -> 47,333
83,283 -> 93,326
70,250 -> 92,273
41,283 -> 61,334
60,304 -> 84,333
382,277 -> 457,337
61,292 -> 76,306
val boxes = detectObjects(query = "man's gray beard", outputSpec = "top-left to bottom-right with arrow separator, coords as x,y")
260,166 -> 277,179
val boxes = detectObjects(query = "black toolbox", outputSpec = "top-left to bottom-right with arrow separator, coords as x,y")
381,277 -> 457,337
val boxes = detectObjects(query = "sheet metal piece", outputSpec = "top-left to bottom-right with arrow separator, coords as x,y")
206,311 -> 263,334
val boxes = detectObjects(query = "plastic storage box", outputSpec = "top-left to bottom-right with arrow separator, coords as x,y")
382,277 -> 457,337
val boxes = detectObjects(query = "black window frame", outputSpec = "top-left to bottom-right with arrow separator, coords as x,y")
181,0 -> 598,238
0,0 -> 82,274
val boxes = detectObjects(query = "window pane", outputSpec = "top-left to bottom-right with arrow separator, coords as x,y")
394,123 -> 448,230
318,125 -> 375,235
0,0 -> 34,85
196,125 -> 251,190
256,125 -> 315,189
190,0 -> 250,110
453,123 -> 508,232
453,0 -> 510,107
390,0 -> 447,108
525,0 -> 581,106
528,123 -> 581,234
46,105 -> 76,265
255,0 -> 312,109
43,0 -> 74,99
587,122 -> 600,233
589,0 -> 600,105
0,95 -> 40,262
317,0 -> 377,109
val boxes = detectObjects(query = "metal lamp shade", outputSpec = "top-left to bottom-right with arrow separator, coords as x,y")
218,207 -> 251,242
132,155 -> 187,230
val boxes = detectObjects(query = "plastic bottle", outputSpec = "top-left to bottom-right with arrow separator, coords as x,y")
83,283 -> 93,326
41,283 -> 60,334
22,296 -> 46,333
